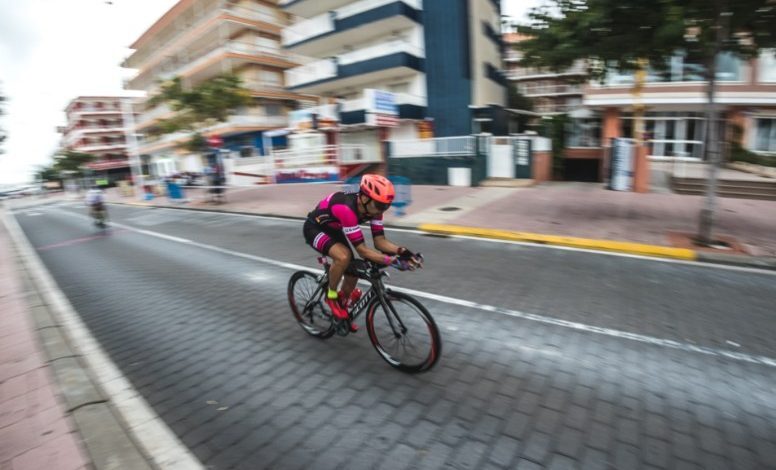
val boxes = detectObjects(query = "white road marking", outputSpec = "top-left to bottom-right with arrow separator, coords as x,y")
109,203 -> 776,277
3,210 -> 204,470
51,208 -> 776,370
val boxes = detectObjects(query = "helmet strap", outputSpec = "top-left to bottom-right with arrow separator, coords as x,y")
358,193 -> 371,214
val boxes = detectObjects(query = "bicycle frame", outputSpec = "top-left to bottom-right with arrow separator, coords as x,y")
308,258 -> 407,337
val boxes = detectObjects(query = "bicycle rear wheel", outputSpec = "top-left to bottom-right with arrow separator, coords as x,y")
288,271 -> 334,338
366,291 -> 441,373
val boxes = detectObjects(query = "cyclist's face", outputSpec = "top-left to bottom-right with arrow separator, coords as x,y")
370,199 -> 391,213
361,196 -> 388,216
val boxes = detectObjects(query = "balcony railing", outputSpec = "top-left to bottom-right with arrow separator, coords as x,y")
136,104 -> 173,127
286,40 -> 422,88
534,104 -> 579,114
282,13 -> 334,46
129,4 -> 282,69
70,106 -> 122,114
208,115 -> 288,128
517,84 -> 584,96
227,5 -> 281,24
390,136 -> 475,158
271,144 -> 381,167
76,143 -> 128,153
338,40 -> 423,65
282,0 -> 421,47
286,58 -> 337,88
508,64 -> 587,79
336,0 -> 420,19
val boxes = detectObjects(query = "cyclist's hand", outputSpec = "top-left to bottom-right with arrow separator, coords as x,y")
397,247 -> 423,270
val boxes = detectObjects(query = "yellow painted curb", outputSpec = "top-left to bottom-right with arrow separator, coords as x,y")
419,223 -> 698,261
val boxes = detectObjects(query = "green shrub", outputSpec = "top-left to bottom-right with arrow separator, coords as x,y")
730,143 -> 776,168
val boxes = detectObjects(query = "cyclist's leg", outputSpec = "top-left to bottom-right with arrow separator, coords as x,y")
340,274 -> 358,302
303,221 -> 354,321
303,220 -> 351,292
326,243 -> 351,294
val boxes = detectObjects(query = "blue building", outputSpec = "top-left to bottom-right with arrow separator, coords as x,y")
281,0 -> 509,158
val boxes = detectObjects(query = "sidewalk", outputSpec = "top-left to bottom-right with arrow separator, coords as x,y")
0,213 -> 90,469
105,181 -> 776,262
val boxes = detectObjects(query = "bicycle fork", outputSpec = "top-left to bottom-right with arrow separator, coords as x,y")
375,288 -> 407,339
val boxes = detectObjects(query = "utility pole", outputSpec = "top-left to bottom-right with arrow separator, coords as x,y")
698,5 -> 731,246
121,98 -> 145,200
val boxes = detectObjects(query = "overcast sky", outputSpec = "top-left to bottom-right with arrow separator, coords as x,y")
0,0 -> 531,185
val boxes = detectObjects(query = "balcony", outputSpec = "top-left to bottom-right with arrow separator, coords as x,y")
130,40 -> 297,91
508,63 -> 587,80
205,115 -> 289,131
126,4 -> 283,71
138,115 -> 288,153
64,127 -> 127,146
518,84 -> 584,97
134,104 -> 174,130
76,142 -> 128,153
285,40 -> 424,93
282,0 -> 421,56
280,0 -> 354,17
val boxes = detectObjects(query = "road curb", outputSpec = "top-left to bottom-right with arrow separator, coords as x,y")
418,223 -> 698,261
696,251 -> 776,271
2,208 -> 204,470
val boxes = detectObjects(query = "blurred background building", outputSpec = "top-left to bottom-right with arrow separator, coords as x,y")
280,0 -> 508,164
57,96 -> 137,185
504,21 -> 776,183
122,0 -> 313,178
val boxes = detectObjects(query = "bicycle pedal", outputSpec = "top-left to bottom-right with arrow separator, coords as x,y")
335,321 -> 350,337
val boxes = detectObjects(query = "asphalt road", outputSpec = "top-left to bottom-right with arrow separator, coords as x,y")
13,201 -> 776,470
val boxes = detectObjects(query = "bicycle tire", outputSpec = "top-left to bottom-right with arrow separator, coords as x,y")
365,291 -> 441,373
288,271 -> 335,339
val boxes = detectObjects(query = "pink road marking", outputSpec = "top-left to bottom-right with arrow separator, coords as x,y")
36,229 -> 127,252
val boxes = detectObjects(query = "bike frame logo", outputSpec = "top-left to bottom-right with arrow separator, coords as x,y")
351,288 -> 376,314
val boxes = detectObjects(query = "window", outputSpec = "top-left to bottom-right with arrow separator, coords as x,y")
265,104 -> 282,116
261,70 -> 281,86
566,118 -> 601,147
754,118 -> 776,153
604,52 -> 743,84
758,50 -> 776,82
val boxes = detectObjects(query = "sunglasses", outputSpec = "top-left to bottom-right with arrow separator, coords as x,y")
372,200 -> 391,211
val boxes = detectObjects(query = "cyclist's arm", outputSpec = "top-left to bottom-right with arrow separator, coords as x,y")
372,234 -> 401,256
355,243 -> 395,266
332,204 -> 394,266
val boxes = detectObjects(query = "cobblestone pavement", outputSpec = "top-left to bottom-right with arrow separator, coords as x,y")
10,202 -> 776,470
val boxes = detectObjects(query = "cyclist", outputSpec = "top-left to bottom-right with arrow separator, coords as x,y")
304,174 -> 422,331
84,185 -> 107,226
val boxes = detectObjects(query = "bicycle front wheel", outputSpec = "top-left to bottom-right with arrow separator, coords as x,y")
366,291 -> 441,373
288,271 -> 334,339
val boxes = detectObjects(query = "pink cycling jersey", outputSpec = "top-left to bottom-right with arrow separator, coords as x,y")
307,192 -> 384,246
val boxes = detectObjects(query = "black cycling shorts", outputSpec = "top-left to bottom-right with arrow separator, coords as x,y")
303,219 -> 352,258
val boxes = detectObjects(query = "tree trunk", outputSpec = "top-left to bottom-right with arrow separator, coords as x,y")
697,4 -> 727,246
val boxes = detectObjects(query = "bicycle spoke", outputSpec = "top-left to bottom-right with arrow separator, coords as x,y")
289,271 -> 334,338
368,294 -> 439,371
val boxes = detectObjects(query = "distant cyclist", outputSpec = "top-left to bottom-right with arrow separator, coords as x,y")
303,174 -> 422,331
84,185 -> 108,227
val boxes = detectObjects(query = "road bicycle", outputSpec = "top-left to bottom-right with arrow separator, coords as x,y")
288,255 -> 441,373
91,204 -> 108,229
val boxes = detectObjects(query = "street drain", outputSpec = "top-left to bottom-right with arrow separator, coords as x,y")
438,206 -> 461,212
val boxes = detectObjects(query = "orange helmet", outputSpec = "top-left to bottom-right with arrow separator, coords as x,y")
359,174 -> 395,204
